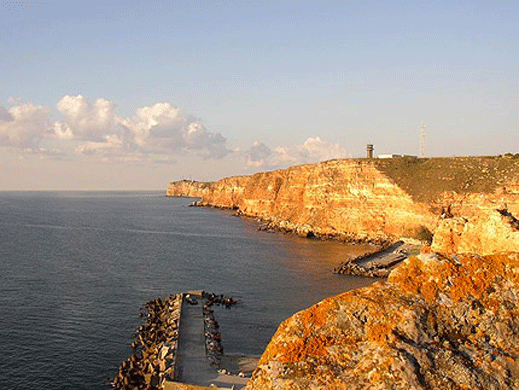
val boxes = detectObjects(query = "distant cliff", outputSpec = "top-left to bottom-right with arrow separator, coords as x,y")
167,156 -> 519,241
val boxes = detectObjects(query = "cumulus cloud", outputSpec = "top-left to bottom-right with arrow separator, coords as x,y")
74,135 -> 125,156
247,141 -> 272,168
116,102 -> 230,159
2,96 -> 347,173
246,137 -> 347,169
0,103 -> 52,151
55,96 -> 230,160
55,95 -> 116,141
0,105 -> 14,122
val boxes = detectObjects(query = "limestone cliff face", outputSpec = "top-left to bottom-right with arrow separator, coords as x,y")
166,157 -> 519,389
165,180 -> 211,198
246,251 -> 519,389
431,209 -> 519,255
168,160 -> 435,239
168,157 -> 519,241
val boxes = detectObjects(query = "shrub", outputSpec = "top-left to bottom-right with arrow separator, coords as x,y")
415,225 -> 433,244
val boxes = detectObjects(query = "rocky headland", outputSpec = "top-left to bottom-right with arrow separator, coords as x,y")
167,155 -> 519,389
167,156 -> 519,242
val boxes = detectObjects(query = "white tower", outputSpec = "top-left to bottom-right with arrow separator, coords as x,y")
420,121 -> 425,158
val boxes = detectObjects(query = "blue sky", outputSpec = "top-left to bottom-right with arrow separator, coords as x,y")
1,0 -> 518,189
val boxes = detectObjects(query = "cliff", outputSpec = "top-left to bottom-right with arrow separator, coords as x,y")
165,157 -> 519,389
168,156 -> 519,241
432,209 -> 519,255
166,180 -> 212,198
244,189 -> 519,389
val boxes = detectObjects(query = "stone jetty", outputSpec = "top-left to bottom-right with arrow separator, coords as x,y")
111,291 -> 249,390
333,240 -> 421,278
110,293 -> 183,389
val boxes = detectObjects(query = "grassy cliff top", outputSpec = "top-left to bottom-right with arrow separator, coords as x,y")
372,155 -> 519,203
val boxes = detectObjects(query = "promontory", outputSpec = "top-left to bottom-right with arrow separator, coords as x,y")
167,155 -> 519,389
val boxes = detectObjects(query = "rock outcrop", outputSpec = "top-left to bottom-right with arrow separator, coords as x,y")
167,157 -> 519,241
166,180 -> 211,198
245,200 -> 519,389
431,208 -> 519,255
246,251 -> 519,389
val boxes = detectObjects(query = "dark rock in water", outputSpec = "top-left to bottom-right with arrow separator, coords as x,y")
110,293 -> 182,389
202,291 -> 239,309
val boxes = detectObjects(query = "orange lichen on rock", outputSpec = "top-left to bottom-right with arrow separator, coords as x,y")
365,322 -> 393,345
276,335 -> 335,363
258,294 -> 347,365
298,297 -> 336,329
247,253 -> 519,389
390,253 -> 519,304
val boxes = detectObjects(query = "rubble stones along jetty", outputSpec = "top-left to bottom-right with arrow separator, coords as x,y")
110,293 -> 182,389
202,291 -> 238,367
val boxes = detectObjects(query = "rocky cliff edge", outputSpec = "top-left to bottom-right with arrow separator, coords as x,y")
167,157 -> 519,389
245,205 -> 519,389
167,157 -> 519,242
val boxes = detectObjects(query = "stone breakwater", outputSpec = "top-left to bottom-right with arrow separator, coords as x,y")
110,294 -> 182,389
333,240 -> 420,278
167,157 -> 519,242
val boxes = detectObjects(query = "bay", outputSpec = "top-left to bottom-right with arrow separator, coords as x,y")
0,191 -> 374,389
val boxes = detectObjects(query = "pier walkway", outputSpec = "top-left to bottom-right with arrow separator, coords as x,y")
165,291 -> 249,390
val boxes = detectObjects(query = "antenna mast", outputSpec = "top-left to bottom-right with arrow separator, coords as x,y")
420,121 -> 425,158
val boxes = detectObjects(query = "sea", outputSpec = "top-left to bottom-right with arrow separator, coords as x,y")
0,191 -> 376,389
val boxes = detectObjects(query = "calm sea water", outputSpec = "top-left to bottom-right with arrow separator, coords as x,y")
0,191 -> 375,389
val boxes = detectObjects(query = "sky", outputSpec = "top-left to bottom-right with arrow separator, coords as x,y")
1,0 -> 518,190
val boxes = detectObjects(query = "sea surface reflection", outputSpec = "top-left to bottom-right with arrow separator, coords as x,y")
0,192 -> 375,389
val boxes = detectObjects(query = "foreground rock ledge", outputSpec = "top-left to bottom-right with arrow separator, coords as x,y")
246,252 -> 519,390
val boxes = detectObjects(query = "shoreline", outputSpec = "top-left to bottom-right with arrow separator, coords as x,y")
188,199 -> 393,246
333,239 -> 423,278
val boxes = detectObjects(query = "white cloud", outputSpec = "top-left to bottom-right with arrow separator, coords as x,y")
246,137 -> 347,169
0,103 -> 52,151
117,102 -> 230,159
74,134 -> 124,155
2,96 -> 346,174
297,136 -> 347,161
53,121 -> 74,140
0,105 -> 14,122
55,97 -> 231,160
246,141 -> 272,168
56,95 -> 116,141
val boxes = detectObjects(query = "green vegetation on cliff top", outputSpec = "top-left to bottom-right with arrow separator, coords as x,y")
373,155 -> 519,203
171,156 -> 519,205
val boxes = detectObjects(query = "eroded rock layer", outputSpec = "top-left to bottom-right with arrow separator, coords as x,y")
167,157 -> 519,241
